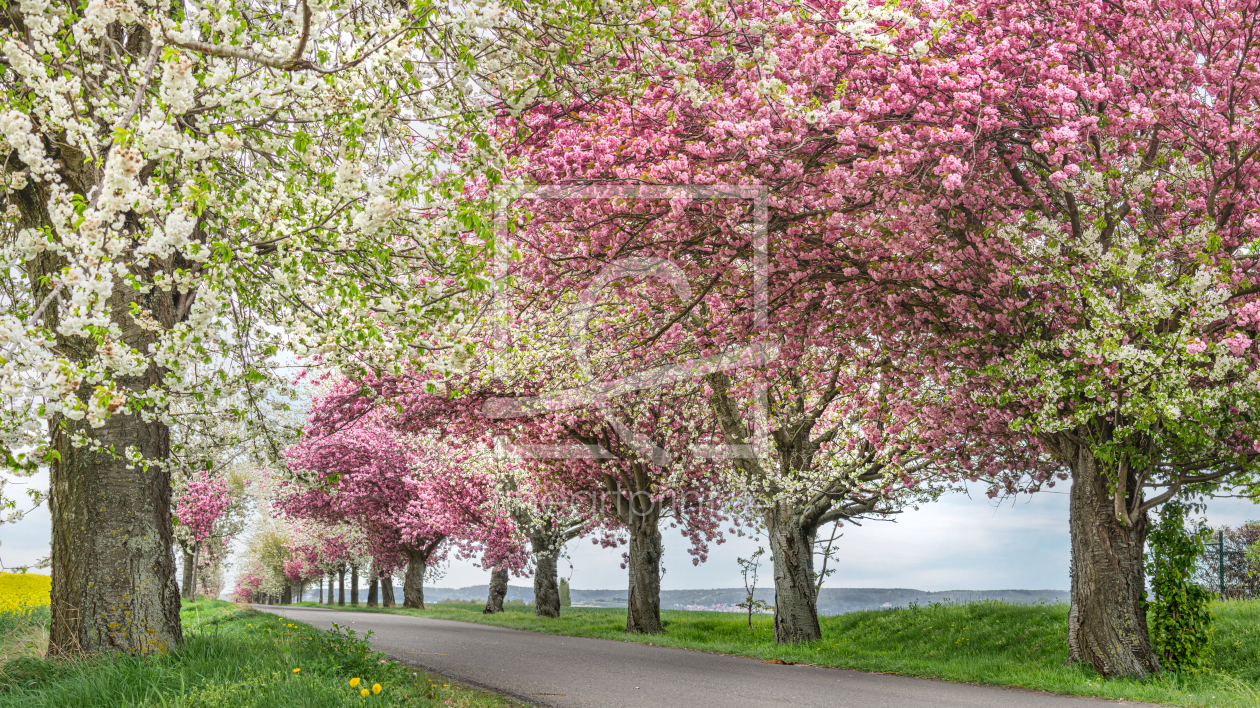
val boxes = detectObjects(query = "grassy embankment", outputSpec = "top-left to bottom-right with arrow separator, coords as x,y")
0,575 -> 524,708
292,597 -> 1260,708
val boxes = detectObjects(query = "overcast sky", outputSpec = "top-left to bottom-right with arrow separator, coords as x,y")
4,474 -> 1257,592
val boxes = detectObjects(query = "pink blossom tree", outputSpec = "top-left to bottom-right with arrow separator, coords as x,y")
490,1 -> 1023,644
280,394 -> 524,609
767,0 -> 1260,677
301,372 -> 588,618
232,566 -> 265,604
328,316 -> 738,633
173,471 -> 234,601
529,0 -> 1260,674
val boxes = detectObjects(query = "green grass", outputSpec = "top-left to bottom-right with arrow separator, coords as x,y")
291,598 -> 1260,708
0,607 -> 49,666
0,599 -> 525,708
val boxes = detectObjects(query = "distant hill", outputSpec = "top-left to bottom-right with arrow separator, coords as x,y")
355,585 -> 1069,615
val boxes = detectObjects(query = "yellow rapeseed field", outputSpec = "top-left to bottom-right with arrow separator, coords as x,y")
0,572 -> 50,614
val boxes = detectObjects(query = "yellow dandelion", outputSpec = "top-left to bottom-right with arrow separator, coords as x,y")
350,677 -> 361,687
292,668 -> 301,674
360,688 -> 370,697
372,684 -> 382,694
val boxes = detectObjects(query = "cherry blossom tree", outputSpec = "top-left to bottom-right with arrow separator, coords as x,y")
231,566 -> 265,604
496,388 -> 730,634
323,308 -> 734,633
777,0 -> 1260,677
489,0 -> 1014,644
280,393 -> 524,609
173,470 -> 232,600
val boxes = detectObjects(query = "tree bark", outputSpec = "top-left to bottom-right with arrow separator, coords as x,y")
16,78 -> 185,657
1051,433 -> 1159,678
318,577 -> 323,604
403,549 -> 428,609
484,567 -> 508,614
337,565 -> 346,606
766,501 -> 823,643
367,564 -> 379,607
180,546 -> 195,602
281,584 -> 292,604
626,514 -> 664,634
47,404 -> 183,657
350,564 -> 359,606
381,572 -> 396,608
531,533 -> 562,618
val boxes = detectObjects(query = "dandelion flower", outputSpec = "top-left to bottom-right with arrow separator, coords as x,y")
293,668 -> 301,673
350,677 -> 361,687
360,688 -> 370,697
372,684 -> 382,694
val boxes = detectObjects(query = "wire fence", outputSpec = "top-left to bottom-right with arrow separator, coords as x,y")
1194,523 -> 1260,600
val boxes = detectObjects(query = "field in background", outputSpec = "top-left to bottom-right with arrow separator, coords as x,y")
0,576 -> 49,616
0,599 -> 524,707
301,584 -> 1069,614
292,598 -> 1260,708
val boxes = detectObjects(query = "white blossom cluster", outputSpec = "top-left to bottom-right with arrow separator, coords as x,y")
991,155 -> 1259,473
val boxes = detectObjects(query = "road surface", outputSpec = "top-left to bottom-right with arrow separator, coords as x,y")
254,605 -> 1162,708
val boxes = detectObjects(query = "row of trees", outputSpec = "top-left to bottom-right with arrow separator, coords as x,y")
0,0 -> 690,657
4,0 -> 1260,684
488,0 -> 1260,681
294,0 -> 1260,680
229,515 -> 404,608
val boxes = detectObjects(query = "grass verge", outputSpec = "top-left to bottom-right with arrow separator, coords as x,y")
0,599 -> 526,708
289,598 -> 1260,708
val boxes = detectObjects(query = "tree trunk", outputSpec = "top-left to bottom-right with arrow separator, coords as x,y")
1052,434 -> 1159,678
318,576 -> 324,603
484,568 -> 508,614
189,543 -> 200,601
367,565 -> 379,607
531,533 -> 562,618
626,515 -> 664,634
403,550 -> 427,609
381,572 -> 396,608
766,501 -> 822,644
15,83 -> 182,658
181,546 -> 195,602
281,584 -> 292,604
337,566 -> 345,606
327,574 -> 335,604
47,404 -> 183,657
350,564 -> 359,606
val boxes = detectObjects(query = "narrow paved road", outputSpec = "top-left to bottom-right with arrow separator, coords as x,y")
255,605 -> 1161,708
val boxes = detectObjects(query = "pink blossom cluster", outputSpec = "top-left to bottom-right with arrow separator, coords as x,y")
175,472 -> 232,544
